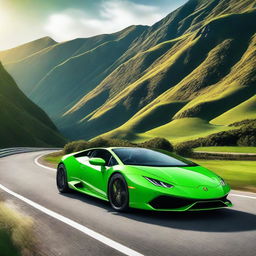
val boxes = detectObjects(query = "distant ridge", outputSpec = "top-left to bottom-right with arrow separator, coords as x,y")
0,36 -> 57,63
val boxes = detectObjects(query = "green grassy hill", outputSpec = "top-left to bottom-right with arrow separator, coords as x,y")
211,95 -> 256,125
0,63 -> 66,148
1,0 -> 255,143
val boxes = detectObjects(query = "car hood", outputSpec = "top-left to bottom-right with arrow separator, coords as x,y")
130,165 -> 221,188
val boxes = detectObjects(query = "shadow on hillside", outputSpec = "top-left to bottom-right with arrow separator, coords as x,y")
61,191 -> 256,233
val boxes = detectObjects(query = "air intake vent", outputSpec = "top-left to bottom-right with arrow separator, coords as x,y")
189,201 -> 227,210
149,195 -> 228,210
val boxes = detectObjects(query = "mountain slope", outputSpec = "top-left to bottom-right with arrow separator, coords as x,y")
64,6 -> 256,140
101,9 -> 256,142
0,36 -> 57,63
211,95 -> 256,125
2,26 -> 147,119
0,63 -> 66,147
29,25 -> 147,119
1,0 -> 255,143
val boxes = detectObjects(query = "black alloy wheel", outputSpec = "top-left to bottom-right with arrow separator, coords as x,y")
108,173 -> 129,212
56,164 -> 70,193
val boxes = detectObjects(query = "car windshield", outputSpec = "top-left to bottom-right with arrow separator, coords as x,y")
112,148 -> 197,167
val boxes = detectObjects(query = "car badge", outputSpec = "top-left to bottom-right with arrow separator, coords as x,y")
203,187 -> 208,191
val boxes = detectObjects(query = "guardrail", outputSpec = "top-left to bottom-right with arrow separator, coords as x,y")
0,147 -> 62,158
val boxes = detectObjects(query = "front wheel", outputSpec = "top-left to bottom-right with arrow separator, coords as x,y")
56,164 -> 70,193
108,173 -> 129,212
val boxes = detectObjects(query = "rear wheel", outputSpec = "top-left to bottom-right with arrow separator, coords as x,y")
56,164 -> 70,193
108,173 -> 129,212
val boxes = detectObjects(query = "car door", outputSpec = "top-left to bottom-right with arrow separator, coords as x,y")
73,150 -> 92,180
80,149 -> 115,198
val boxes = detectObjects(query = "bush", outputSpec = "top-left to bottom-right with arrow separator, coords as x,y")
237,135 -> 256,146
140,137 -> 173,152
88,137 -> 109,148
229,119 -> 256,127
174,144 -> 192,157
74,140 -> 89,152
106,138 -> 135,147
89,137 -> 135,148
63,140 -> 88,154
63,137 -> 173,154
0,202 -> 36,256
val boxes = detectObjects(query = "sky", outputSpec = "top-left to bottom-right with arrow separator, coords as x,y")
0,0 -> 187,50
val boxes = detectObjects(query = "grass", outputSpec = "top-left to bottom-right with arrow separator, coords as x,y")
211,95 -> 256,125
0,201 -> 36,256
191,159 -> 256,192
42,151 -> 63,168
194,146 -> 256,153
143,118 -> 233,144
102,117 -> 235,145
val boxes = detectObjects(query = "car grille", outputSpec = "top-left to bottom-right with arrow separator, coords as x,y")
189,201 -> 228,210
149,195 -> 229,210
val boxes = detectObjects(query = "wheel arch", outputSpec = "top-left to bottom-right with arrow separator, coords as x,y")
57,162 -> 70,180
57,162 -> 64,169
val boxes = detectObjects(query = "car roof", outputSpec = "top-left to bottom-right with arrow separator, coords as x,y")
92,147 -> 143,150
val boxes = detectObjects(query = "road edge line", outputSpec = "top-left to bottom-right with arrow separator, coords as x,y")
0,184 -> 144,256
229,193 -> 256,199
34,154 -> 56,171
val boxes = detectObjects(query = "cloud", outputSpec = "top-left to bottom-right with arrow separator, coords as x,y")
44,0 -> 165,41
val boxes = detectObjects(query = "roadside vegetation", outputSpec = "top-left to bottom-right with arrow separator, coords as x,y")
194,146 -> 256,153
173,120 -> 256,157
0,200 -> 37,256
43,151 -> 63,166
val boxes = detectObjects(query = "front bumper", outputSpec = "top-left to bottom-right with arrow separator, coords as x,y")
148,195 -> 232,211
127,180 -> 232,211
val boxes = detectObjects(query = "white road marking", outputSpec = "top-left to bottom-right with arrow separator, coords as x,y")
34,154 -> 56,171
229,193 -> 256,200
0,184 -> 144,256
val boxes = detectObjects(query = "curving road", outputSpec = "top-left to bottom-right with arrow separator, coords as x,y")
0,150 -> 256,256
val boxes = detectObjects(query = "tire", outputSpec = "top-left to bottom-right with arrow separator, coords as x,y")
108,173 -> 129,212
56,164 -> 70,193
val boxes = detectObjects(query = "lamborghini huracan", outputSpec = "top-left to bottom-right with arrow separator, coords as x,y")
56,147 -> 232,211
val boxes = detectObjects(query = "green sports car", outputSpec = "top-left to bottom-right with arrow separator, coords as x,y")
56,147 -> 232,212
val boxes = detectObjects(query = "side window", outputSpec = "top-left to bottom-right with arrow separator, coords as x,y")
74,150 -> 91,158
108,156 -> 118,166
91,150 -> 118,167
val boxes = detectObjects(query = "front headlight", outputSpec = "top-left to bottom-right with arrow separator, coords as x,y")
144,176 -> 173,188
220,178 -> 226,186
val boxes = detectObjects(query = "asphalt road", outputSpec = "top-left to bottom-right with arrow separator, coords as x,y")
0,150 -> 256,256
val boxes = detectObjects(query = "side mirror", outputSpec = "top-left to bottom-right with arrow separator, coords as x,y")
89,157 -> 106,166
